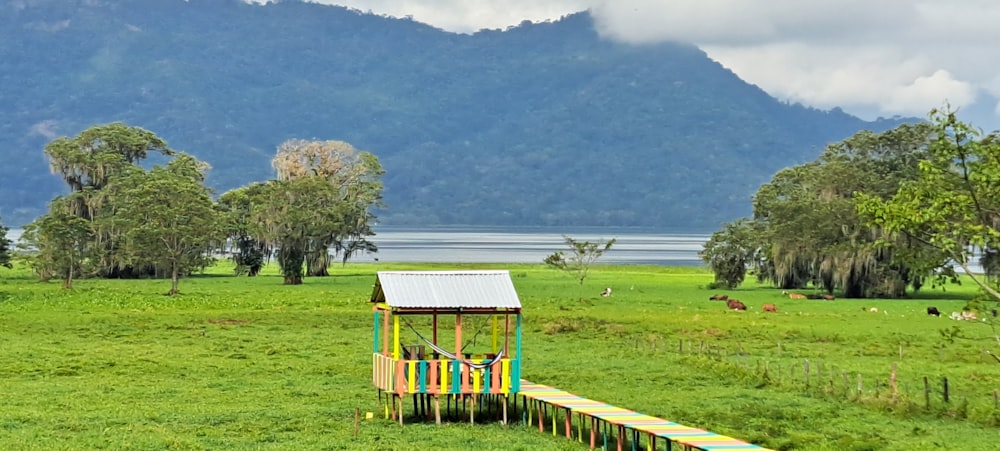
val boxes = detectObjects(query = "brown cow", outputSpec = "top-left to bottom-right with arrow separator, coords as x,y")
822,294 -> 835,301
727,299 -> 747,311
762,303 -> 778,313
787,292 -> 807,300
709,294 -> 729,301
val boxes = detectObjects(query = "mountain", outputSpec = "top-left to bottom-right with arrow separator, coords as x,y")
0,0 -> 912,230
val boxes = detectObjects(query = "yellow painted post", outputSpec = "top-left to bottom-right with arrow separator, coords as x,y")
500,360 -> 510,394
551,404 -> 556,436
407,360 -> 416,393
393,315 -> 401,360
472,363 -> 481,393
440,360 -> 449,393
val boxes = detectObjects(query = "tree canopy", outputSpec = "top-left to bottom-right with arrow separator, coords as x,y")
704,121 -> 939,298
859,108 -> 1000,320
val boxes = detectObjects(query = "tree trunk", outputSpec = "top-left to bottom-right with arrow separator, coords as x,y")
168,265 -> 180,295
63,264 -> 74,289
284,275 -> 303,285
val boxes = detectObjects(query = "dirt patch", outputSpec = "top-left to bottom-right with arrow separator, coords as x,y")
207,319 -> 250,326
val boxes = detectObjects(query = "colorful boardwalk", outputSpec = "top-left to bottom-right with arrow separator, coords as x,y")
519,380 -> 772,451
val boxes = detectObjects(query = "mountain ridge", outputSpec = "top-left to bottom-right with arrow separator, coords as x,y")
0,0 -> 913,229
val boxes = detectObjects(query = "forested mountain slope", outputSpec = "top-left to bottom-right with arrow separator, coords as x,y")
0,0 -> 912,229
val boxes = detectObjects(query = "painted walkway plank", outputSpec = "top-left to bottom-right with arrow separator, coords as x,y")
520,380 -> 772,451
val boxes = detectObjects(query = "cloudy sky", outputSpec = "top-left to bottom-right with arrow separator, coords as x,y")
282,0 -> 1000,127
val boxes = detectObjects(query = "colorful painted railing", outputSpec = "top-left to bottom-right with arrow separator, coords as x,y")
373,353 -> 521,395
519,380 -> 773,451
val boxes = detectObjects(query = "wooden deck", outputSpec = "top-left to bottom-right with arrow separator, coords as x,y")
519,380 -> 772,451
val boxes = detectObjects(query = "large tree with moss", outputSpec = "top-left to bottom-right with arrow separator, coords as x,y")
38,123 -> 174,278
706,122 -> 939,297
859,108 -> 1000,346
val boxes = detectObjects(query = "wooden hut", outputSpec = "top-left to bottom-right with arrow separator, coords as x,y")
370,270 -> 523,425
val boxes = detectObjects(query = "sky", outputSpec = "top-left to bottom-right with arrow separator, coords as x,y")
270,0 -> 1000,128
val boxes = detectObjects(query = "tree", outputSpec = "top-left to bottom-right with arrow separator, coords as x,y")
748,122 -> 935,297
110,154 -> 222,295
544,235 -> 616,300
858,107 -> 1000,345
19,204 -> 92,287
218,183 -> 270,276
265,139 -> 384,280
700,219 -> 762,289
41,123 -> 174,278
0,214 -> 12,269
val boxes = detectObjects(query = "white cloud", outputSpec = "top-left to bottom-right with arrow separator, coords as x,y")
280,0 -> 1000,126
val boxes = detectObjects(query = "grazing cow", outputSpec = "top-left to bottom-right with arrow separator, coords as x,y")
927,306 -> 941,317
600,287 -> 612,297
709,294 -> 729,301
822,294 -> 835,301
787,292 -> 807,300
762,303 -> 778,313
869,307 -> 879,313
806,294 -> 823,300
962,311 -> 977,321
727,299 -> 747,311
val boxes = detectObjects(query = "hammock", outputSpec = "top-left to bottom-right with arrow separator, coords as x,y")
402,316 -> 507,370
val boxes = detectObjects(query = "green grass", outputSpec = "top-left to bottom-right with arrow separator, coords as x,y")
0,262 -> 998,450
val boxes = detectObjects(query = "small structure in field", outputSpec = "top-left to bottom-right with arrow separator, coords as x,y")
370,270 -> 523,425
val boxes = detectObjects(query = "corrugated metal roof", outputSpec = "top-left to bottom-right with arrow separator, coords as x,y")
372,270 -> 522,309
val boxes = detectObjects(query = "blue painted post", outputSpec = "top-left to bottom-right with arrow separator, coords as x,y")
513,313 -> 523,392
419,361 -> 428,393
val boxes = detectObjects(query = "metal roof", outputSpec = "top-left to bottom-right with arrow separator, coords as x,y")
371,270 -> 522,310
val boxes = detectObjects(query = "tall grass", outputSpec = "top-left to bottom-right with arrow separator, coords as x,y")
0,262 -> 997,450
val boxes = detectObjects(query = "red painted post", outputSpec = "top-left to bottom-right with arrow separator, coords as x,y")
565,407 -> 571,438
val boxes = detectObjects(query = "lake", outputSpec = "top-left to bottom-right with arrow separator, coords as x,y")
4,227 -> 711,266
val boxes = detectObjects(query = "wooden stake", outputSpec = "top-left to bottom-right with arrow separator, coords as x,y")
434,395 -> 441,425
354,407 -> 359,438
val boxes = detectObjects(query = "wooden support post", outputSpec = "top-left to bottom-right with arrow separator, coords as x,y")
470,393 -> 476,424
539,402 -> 545,432
382,310 -> 390,355
397,395 -> 404,426
565,407 -> 572,438
434,395 -> 441,425
590,417 -> 597,449
432,314 -> 438,348
617,425 -> 624,451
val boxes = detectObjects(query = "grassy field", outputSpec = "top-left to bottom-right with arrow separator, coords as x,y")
1,261 -> 998,450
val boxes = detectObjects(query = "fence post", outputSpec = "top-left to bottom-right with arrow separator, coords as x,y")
942,377 -> 949,403
890,363 -> 897,402
923,376 -> 930,409
804,359 -> 810,389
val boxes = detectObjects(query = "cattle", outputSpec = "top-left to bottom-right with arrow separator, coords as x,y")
822,294 -> 835,301
709,294 -> 729,301
962,311 -> 977,321
869,307 -> 878,313
806,294 -> 823,300
727,299 -> 747,311
762,303 -> 778,313
787,292 -> 807,300
927,306 -> 941,317
600,287 -> 612,297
